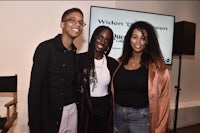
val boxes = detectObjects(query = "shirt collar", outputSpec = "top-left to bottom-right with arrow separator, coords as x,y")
54,34 -> 77,52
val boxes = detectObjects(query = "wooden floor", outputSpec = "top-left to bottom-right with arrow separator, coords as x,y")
171,124 -> 200,133
1,124 -> 200,133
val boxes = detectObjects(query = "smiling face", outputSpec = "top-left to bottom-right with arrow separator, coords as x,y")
60,11 -> 84,39
130,28 -> 148,55
94,29 -> 112,56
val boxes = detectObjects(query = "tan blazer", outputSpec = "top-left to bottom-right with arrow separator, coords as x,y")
148,62 -> 171,133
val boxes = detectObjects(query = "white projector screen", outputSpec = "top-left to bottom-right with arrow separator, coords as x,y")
89,6 -> 175,65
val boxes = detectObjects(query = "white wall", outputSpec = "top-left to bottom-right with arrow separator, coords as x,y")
0,1 -> 199,132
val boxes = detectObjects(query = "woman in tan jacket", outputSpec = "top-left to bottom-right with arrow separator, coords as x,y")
112,21 -> 171,133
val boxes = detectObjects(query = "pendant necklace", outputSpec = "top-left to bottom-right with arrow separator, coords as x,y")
131,59 -> 140,66
92,56 -> 105,91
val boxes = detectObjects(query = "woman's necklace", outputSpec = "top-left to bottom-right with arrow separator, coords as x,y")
92,56 -> 105,91
131,59 -> 140,66
95,56 -> 105,68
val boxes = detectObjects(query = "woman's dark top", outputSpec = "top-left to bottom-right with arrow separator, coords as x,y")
113,65 -> 149,108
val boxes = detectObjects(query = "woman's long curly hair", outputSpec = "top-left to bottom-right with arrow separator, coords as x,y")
120,21 -> 166,70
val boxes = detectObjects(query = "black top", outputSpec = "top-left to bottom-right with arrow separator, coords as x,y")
113,65 -> 149,108
28,34 -> 77,133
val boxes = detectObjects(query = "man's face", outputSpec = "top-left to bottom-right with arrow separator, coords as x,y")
61,12 -> 85,39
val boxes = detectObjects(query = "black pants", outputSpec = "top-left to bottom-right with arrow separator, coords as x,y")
91,95 -> 110,133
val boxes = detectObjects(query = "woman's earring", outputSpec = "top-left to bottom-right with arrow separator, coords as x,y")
105,47 -> 110,54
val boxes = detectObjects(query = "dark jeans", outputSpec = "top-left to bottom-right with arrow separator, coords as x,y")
114,103 -> 149,133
